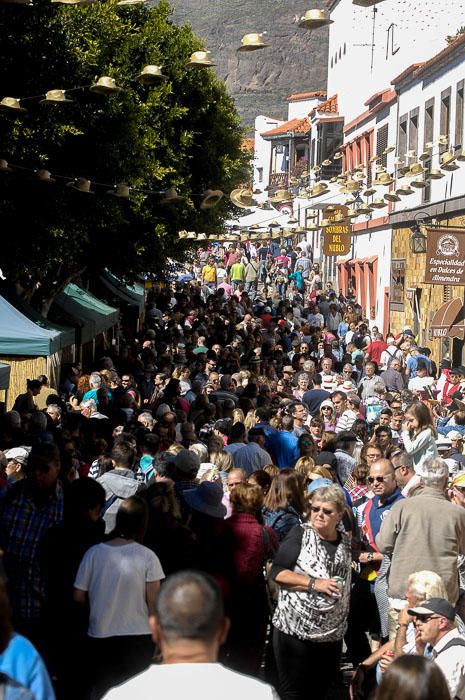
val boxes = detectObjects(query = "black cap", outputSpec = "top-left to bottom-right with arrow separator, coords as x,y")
451,367 -> 465,376
441,359 -> 452,370
407,598 -> 455,621
315,451 -> 337,468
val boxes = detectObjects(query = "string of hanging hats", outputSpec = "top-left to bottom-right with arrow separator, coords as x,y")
0,158 -> 225,208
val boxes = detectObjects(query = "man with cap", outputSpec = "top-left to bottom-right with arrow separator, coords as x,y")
3,447 -> 30,484
408,598 -> 465,699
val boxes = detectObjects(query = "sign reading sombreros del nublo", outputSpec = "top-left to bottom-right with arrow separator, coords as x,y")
322,206 -> 351,256
424,227 -> 465,286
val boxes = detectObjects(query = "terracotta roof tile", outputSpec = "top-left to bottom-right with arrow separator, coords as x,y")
344,89 -> 396,134
391,63 -> 423,87
261,117 -> 311,138
287,90 -> 327,101
311,94 -> 338,116
414,31 -> 465,79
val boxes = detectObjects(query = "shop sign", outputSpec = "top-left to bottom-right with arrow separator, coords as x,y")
424,227 -> 465,286
323,206 -> 351,256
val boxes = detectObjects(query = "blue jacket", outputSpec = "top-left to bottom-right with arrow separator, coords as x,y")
263,507 -> 301,542
0,634 -> 55,700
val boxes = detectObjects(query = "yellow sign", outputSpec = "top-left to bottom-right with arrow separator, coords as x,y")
323,206 -> 351,256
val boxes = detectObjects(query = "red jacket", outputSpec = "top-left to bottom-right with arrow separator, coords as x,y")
224,512 -> 278,586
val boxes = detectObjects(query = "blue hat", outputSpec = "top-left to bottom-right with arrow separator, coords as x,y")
307,478 -> 333,495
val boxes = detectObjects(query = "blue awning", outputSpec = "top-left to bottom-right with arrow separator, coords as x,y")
99,269 -> 145,313
52,284 -> 119,344
0,295 -> 62,355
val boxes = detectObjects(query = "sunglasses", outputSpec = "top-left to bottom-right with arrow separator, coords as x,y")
311,505 -> 335,516
414,614 -> 441,623
367,475 -> 392,484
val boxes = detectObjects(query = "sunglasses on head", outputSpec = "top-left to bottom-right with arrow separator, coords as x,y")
311,505 -> 335,516
367,475 -> 392,484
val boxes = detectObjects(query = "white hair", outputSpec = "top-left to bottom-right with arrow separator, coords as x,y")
138,412 -> 154,428
408,570 -> 447,601
81,398 -> 97,413
419,457 -> 449,489
89,373 -> 102,388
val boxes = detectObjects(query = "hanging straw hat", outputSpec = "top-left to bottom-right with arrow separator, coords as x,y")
356,203 -> 373,214
396,184 -> 414,196
269,189 -> 292,204
333,151 -> 343,160
36,169 -> 56,183
0,97 -> 26,112
306,210 -> 318,219
67,177 -> 94,194
287,216 -> 298,224
428,168 -> 445,179
405,149 -> 416,159
374,172 -> 394,186
333,212 -> 347,223
371,198 -> 387,209
410,177 -> 427,189
440,150 -> 457,167
456,150 -> 465,162
321,158 -> 332,167
306,222 -> 319,231
196,233 -> 207,240
137,65 -> 168,84
383,145 -> 395,155
230,188 -> 256,209
200,189 -> 224,210
40,89 -> 73,104
346,208 -> 358,218
342,179 -> 360,192
178,230 -> 188,239
298,8 -> 333,28
438,134 -> 449,146
187,51 -> 215,67
384,192 -> 401,202
406,162 -> 424,177
310,182 -> 329,197
269,220 -> 281,228
161,187 -> 183,204
108,183 -> 130,198
90,77 -> 122,94
319,218 -> 331,228
237,33 -> 268,51
0,159 -> 13,172
363,187 -> 376,197
394,156 -> 405,166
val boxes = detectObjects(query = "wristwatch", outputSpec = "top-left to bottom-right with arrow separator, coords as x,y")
367,552 -> 374,562
307,577 -> 316,593
395,623 -> 409,631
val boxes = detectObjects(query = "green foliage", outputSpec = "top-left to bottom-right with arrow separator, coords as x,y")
0,0 -> 249,308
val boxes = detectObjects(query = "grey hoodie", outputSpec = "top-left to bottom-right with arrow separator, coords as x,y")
97,468 -> 146,533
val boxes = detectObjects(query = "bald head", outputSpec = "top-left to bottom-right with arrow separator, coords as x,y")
369,458 -> 397,500
155,571 -> 224,643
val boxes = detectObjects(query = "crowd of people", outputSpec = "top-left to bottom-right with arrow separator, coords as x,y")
0,238 -> 465,700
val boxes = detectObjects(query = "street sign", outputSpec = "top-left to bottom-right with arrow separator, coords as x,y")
323,206 -> 351,256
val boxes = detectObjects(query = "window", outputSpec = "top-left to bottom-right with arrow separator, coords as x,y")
257,167 -> 263,184
440,87 -> 451,153
398,113 -> 408,161
390,259 -> 406,311
376,124 -> 389,169
455,80 -> 464,149
423,98 -> 435,204
409,107 -> 419,158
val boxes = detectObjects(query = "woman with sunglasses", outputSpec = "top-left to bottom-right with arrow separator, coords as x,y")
269,484 -> 352,700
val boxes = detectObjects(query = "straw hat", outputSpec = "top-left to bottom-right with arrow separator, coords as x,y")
306,210 -> 318,219
230,188 -> 256,209
207,234 -> 216,240
249,223 -> 261,230
396,185 -> 414,196
356,203 -> 373,214
419,147 -> 433,161
178,230 -> 188,239
410,177 -> 426,189
108,183 -> 130,198
311,165 -> 321,174
40,89 -> 73,104
321,158 -> 332,167
187,51 -> 215,67
137,65 -> 168,84
374,172 -> 394,186
333,212 -> 347,223
384,192 -> 401,202
428,169 -> 445,180
0,160 -> 13,172
196,233 -> 207,240
363,187 -> 376,197
311,182 -> 329,197
438,134 -> 449,146
237,33 -> 268,51
371,198 -> 387,209
343,179 -> 361,192
90,77 -> 122,94
440,150 -> 457,167
240,233 -> 249,242
298,9 -> 333,28
161,187 -> 183,204
344,196 -> 356,206
306,222 -> 320,231
0,97 -> 26,112
67,177 -> 94,194
456,150 -> 465,162
405,149 -> 416,159
394,156 -> 405,166
346,208 -> 358,218
271,230 -> 281,239
269,220 -> 281,228
269,189 -> 292,203
287,216 -> 298,224
383,145 -> 395,155
333,151 -> 343,160
406,162 -> 424,177
442,161 -> 460,172
319,218 -> 331,228
36,169 -> 56,183
200,189 -> 223,210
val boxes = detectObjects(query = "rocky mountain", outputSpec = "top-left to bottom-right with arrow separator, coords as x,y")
172,0 -> 329,127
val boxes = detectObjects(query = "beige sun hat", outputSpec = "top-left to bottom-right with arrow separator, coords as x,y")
230,188 -> 256,209
200,189 -> 224,210
107,183 -> 130,198
40,89 -> 73,104
90,77 -> 122,94
67,177 -> 94,194
298,9 -> 333,28
187,51 -> 216,67
0,97 -> 26,112
160,187 -> 183,204
237,33 -> 268,51
137,65 -> 168,84
36,169 -> 56,183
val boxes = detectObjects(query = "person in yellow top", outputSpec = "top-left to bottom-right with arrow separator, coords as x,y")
230,258 -> 245,291
201,257 -> 217,288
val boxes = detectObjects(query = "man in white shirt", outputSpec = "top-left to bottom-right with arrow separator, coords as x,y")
380,336 -> 403,371
408,598 -> 465,700
103,571 -> 277,700
407,361 -> 435,395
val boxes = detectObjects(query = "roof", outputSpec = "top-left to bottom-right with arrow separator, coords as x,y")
260,117 -> 311,138
312,94 -> 338,115
344,89 -> 396,134
415,31 -> 465,80
100,269 -> 145,313
52,284 -> 119,345
241,137 -> 255,153
0,294 -> 62,356
287,90 -> 327,102
391,63 -> 424,87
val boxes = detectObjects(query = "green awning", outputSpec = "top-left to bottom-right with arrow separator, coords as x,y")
2,291 -> 75,350
0,294 -> 62,356
52,284 -> 119,344
100,269 -> 145,313
0,363 -> 11,390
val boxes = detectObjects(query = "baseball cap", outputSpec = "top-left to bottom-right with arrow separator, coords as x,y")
407,597 -> 455,621
447,430 -> 462,441
315,451 -> 337,468
4,447 -> 31,465
307,477 -> 333,494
